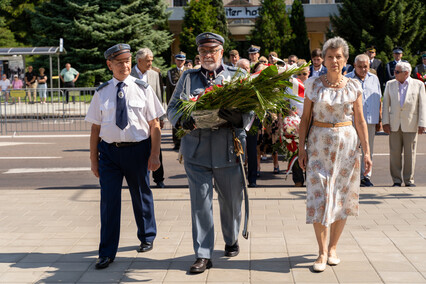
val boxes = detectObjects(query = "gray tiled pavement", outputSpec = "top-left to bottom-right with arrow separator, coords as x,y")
0,184 -> 425,283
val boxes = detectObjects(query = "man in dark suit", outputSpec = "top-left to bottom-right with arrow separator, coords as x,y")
384,47 -> 408,85
308,48 -> 327,77
366,46 -> 384,86
166,52 -> 188,150
131,47 -> 166,188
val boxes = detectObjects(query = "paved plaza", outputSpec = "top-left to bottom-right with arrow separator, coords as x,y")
0,130 -> 425,283
1,183 -> 426,283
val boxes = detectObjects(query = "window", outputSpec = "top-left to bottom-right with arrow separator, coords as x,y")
173,0 -> 188,6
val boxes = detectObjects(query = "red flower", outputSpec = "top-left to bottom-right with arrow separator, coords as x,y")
286,139 -> 297,152
191,85 -> 224,102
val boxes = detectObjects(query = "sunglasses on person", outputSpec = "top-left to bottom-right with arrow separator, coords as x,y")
259,60 -> 268,63
394,70 -> 404,74
298,72 -> 309,76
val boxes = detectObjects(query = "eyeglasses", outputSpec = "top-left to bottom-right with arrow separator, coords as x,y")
298,72 -> 309,76
198,48 -> 221,56
394,70 -> 403,74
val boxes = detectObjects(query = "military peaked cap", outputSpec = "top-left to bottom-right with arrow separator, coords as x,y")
392,46 -> 404,54
248,45 -> 260,54
175,51 -> 186,60
196,32 -> 224,47
104,44 -> 131,60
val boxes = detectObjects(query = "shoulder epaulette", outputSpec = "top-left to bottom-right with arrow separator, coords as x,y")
135,79 -> 149,89
96,81 -> 109,92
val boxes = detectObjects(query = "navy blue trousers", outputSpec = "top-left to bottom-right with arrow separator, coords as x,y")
98,139 -> 156,259
246,133 -> 258,184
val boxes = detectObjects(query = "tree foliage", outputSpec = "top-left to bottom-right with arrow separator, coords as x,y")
29,0 -> 172,86
209,0 -> 232,51
179,0 -> 231,61
288,0 -> 310,60
248,0 -> 292,59
0,17 -> 17,47
329,0 -> 425,66
0,0 -> 46,45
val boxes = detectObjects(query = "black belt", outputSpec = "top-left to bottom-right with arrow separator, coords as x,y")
109,141 -> 143,148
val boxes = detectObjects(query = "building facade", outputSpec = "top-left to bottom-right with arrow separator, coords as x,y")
166,0 -> 341,60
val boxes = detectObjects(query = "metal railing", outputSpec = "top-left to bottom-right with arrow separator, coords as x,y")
0,87 -> 95,135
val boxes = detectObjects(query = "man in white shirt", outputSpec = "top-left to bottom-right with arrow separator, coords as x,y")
346,54 -> 382,187
85,43 -> 165,269
382,62 -> 426,187
0,74 -> 11,103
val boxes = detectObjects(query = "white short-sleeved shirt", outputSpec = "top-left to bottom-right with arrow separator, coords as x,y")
0,79 -> 11,91
85,75 -> 165,143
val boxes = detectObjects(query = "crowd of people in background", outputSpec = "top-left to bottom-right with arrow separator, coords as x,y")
85,34 -> 425,274
0,41 -> 424,190
156,43 -> 425,190
0,63 -> 79,104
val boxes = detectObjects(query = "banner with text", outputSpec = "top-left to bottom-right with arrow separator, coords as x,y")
225,6 -> 261,19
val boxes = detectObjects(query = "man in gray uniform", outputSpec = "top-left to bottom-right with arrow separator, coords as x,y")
167,32 -> 253,274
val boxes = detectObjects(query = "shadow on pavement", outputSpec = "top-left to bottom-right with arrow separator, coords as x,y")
36,184 -> 100,190
1,247 -> 315,282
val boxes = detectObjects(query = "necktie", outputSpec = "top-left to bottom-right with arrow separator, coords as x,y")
116,82 -> 128,130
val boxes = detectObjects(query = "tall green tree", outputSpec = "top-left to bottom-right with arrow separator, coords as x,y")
0,16 -> 16,47
0,1 -> 17,47
209,0 -> 232,52
329,0 -> 425,66
248,0 -> 292,59
288,0 -> 310,61
0,0 -> 46,45
30,0 -> 172,86
179,0 -> 230,61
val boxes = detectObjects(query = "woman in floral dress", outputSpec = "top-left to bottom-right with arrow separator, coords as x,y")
298,37 -> 372,272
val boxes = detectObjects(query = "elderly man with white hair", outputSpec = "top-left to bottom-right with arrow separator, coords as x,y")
131,47 -> 166,188
382,61 -> 426,187
236,58 -> 250,73
345,54 -> 382,187
131,48 -> 162,102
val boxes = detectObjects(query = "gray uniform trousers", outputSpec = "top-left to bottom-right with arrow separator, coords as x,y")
184,161 -> 243,259
166,65 -> 252,259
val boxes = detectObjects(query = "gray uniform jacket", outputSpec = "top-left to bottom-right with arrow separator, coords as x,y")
167,64 -> 253,168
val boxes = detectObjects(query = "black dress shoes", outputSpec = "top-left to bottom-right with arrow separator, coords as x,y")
224,241 -> 240,257
189,258 -> 212,274
361,177 -> 374,187
392,183 -> 401,187
248,182 -> 257,188
406,183 -> 416,187
138,241 -> 153,252
95,257 -> 113,269
156,181 -> 165,188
